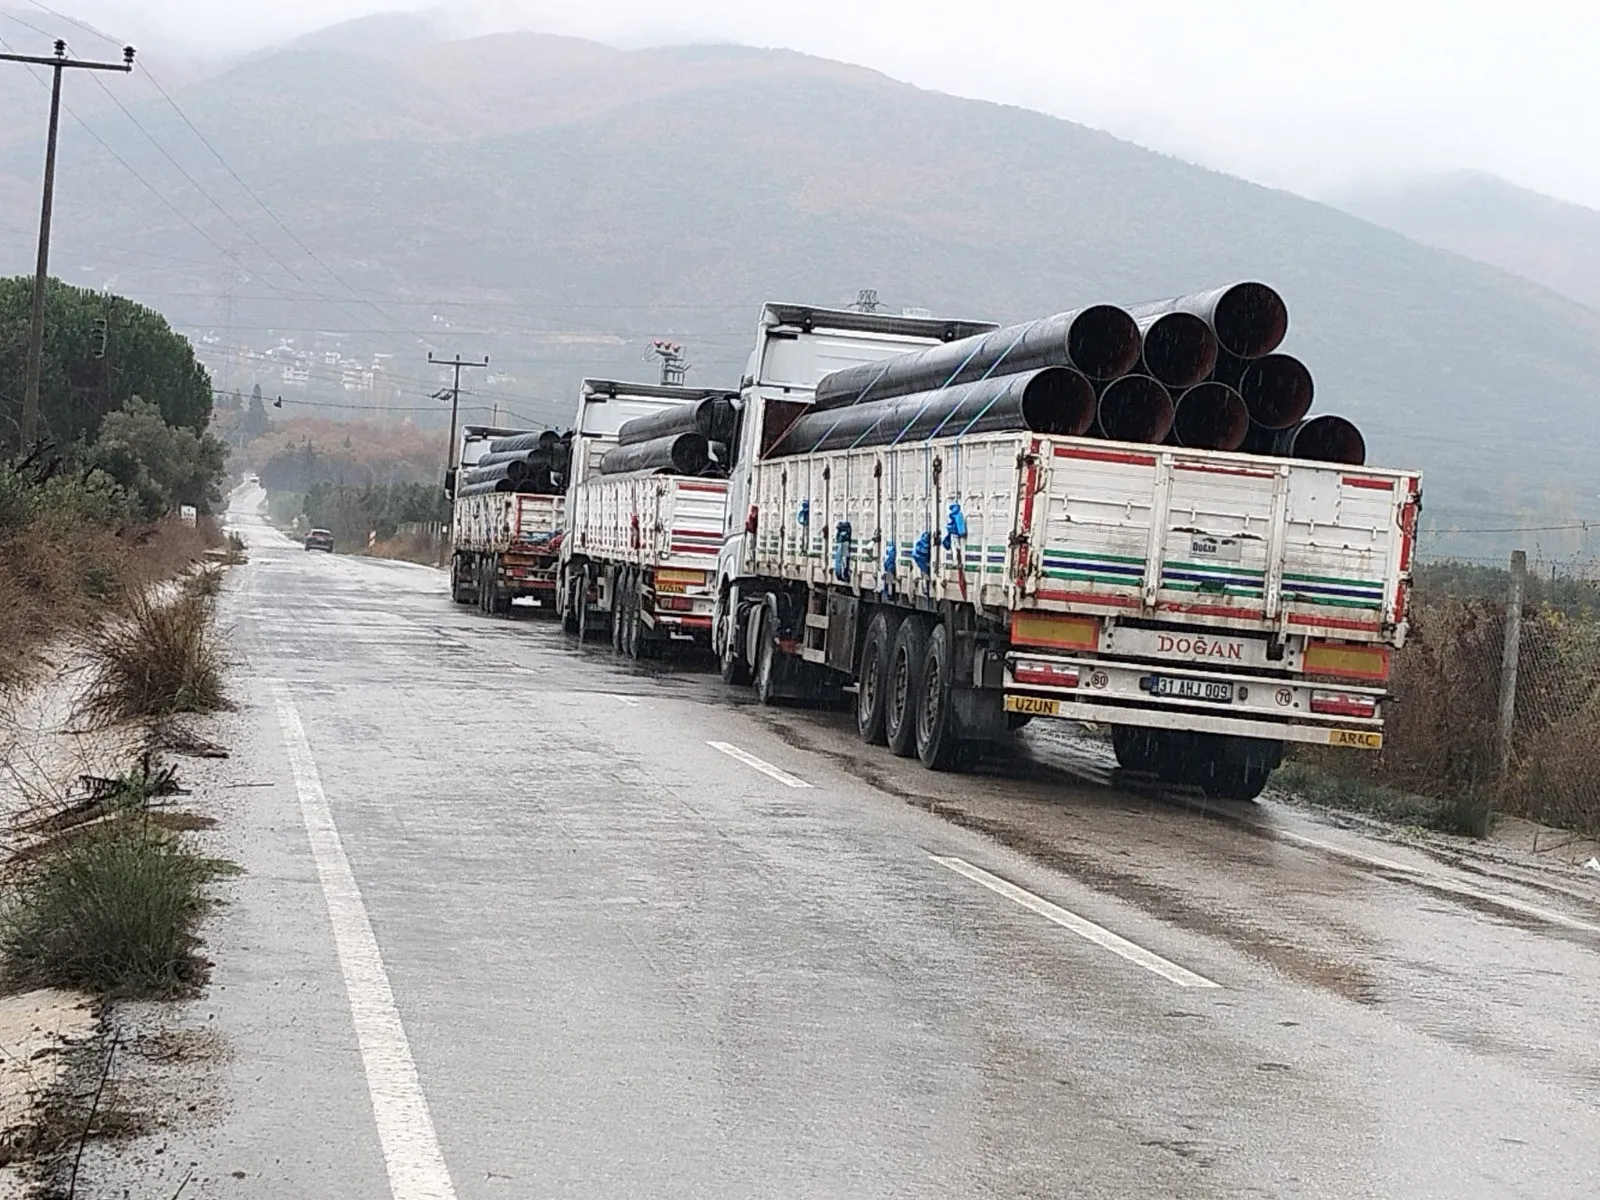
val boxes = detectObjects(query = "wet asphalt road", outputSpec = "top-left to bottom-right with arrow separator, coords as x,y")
88,490 -> 1600,1198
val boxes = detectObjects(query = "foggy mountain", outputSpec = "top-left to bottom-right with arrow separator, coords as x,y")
3,11 -> 1599,556
1336,171 -> 1600,314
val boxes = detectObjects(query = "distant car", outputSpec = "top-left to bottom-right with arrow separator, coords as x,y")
304,529 -> 334,553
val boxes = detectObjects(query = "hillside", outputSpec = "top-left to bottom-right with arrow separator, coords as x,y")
1338,171 -> 1600,313
3,18 -> 1599,557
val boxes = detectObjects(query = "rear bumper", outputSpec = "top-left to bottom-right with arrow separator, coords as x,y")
1002,650 -> 1385,749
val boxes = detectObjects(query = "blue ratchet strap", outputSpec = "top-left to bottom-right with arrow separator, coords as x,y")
832,521 -> 852,582
929,318 -> 1042,442
801,358 -> 897,453
912,531 -> 932,574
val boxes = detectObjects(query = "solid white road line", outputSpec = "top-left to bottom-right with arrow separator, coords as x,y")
931,855 -> 1221,989
707,741 -> 813,789
270,681 -> 458,1200
612,695 -> 641,707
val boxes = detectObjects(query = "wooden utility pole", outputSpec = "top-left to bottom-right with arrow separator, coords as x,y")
428,352 -> 488,497
1496,549 -> 1527,774
0,40 -> 135,448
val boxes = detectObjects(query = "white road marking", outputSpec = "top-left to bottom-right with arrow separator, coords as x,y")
613,695 -> 641,707
931,855 -> 1220,989
707,741 -> 813,789
269,681 -> 458,1200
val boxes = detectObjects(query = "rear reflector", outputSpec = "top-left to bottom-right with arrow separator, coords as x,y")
1010,612 -> 1100,652
657,567 -> 707,587
1304,641 -> 1391,681
1311,690 -> 1378,719
1012,660 -> 1081,688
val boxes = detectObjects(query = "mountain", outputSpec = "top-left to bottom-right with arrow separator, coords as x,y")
1337,171 -> 1600,313
3,16 -> 1599,558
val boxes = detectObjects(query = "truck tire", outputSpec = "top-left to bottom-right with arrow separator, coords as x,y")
753,603 -> 782,706
884,616 -> 929,758
916,622 -> 967,771
611,570 -> 627,652
490,556 -> 511,616
560,573 -> 580,635
576,570 -> 597,642
624,571 -> 644,659
1111,725 -> 1163,774
719,600 -> 751,686
855,609 -> 900,745
1199,761 -> 1274,802
1190,735 -> 1282,801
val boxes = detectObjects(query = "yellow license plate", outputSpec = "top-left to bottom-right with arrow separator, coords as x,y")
1328,728 -> 1384,750
1004,694 -> 1061,717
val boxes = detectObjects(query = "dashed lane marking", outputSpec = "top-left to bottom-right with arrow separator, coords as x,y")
613,695 -> 641,707
707,741 -> 813,789
931,854 -> 1221,989
270,681 -> 458,1200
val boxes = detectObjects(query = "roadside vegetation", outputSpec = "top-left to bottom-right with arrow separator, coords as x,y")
1283,562 -> 1600,839
83,590 -> 229,726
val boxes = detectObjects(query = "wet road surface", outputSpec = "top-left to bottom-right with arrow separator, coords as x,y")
86,491 -> 1600,1197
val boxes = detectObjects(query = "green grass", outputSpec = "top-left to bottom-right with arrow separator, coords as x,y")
0,817 -> 216,997
1275,760 -> 1494,838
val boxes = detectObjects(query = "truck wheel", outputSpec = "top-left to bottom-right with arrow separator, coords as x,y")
491,557 -> 512,616
1111,725 -> 1163,774
753,604 -> 782,706
576,571 -> 596,642
854,609 -> 900,745
916,622 -> 966,771
884,617 -> 930,758
611,570 -> 627,652
560,573 -> 580,635
624,572 -> 643,659
719,602 -> 751,686
1191,735 -> 1282,801
1199,762 -> 1273,801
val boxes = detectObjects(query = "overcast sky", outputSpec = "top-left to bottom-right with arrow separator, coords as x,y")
14,0 -> 1600,209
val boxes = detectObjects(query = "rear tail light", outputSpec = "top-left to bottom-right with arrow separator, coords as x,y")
1012,659 -> 1081,688
1311,690 -> 1378,719
657,595 -> 694,612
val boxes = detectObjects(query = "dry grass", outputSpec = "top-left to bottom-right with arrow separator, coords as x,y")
365,528 -> 443,566
81,590 -> 228,726
0,518 -> 215,689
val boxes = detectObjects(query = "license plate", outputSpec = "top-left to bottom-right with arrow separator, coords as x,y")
1005,694 -> 1061,717
1151,675 -> 1234,703
1328,728 -> 1383,750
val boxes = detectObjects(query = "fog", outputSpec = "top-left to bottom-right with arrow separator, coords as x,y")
9,0 -> 1600,209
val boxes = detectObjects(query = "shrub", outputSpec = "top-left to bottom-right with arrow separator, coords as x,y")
0,818 -> 212,996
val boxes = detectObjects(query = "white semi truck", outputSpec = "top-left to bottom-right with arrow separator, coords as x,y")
448,424 -> 566,614
556,379 -> 734,656
711,304 -> 1420,799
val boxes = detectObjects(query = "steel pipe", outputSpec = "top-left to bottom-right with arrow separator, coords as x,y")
1215,351 -> 1314,429
598,432 -> 712,476
488,430 -> 562,455
1170,382 -> 1249,451
1128,282 -> 1287,360
1136,311 -> 1217,389
1279,415 -> 1366,465
1095,374 -> 1174,444
618,396 -> 738,447
812,305 -> 1141,410
767,367 -> 1096,457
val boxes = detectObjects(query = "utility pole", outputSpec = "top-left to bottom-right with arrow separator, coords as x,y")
1496,549 -> 1527,776
428,351 -> 487,497
1,40 -> 135,448
852,288 -> 882,313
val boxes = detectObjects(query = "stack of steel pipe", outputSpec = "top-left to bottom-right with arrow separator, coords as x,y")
597,394 -> 739,477
768,281 -> 1364,465
456,429 -> 575,497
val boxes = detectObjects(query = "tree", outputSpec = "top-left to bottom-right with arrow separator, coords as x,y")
0,277 -> 214,455
88,397 -> 228,520
240,387 -> 272,444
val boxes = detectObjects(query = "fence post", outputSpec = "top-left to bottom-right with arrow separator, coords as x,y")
1496,549 -> 1527,774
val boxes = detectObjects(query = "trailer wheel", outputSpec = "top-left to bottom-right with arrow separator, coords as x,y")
854,609 -> 900,745
916,622 -> 967,771
611,570 -> 627,652
1199,761 -> 1273,801
624,572 -> 644,659
450,554 -> 473,605
884,616 -> 929,758
491,557 -> 512,616
576,569 -> 597,642
1111,725 -> 1163,774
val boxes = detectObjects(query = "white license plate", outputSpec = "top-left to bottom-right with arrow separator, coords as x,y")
1152,675 -> 1234,704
